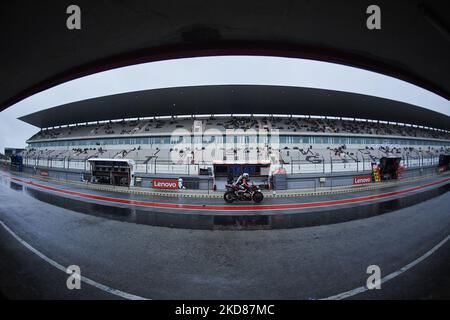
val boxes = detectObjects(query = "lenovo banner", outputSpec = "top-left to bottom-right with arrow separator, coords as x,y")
39,170 -> 49,177
353,176 -> 372,185
152,179 -> 179,189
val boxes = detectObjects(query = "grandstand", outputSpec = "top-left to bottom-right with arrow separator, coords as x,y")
17,85 -> 450,190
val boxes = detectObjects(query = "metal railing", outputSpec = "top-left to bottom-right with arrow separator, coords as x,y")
22,157 -> 211,175
22,154 -> 440,175
279,155 -> 440,175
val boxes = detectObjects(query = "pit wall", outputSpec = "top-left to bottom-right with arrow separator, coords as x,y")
21,164 -> 438,191
281,165 -> 437,190
21,165 -> 213,190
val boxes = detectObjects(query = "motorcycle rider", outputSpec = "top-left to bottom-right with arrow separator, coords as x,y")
224,171 -> 264,203
234,172 -> 251,197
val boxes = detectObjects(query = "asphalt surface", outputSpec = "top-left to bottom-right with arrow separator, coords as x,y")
1,175 -> 450,299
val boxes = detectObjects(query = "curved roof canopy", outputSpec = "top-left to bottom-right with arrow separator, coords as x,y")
1,0 -> 450,112
19,85 -> 450,130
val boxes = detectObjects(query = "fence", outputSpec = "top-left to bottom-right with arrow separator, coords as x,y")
22,157 -> 210,175
280,155 -> 440,175
22,154 -> 440,175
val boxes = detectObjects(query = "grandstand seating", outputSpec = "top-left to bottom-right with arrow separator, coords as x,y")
29,116 -> 450,142
20,116 -> 450,174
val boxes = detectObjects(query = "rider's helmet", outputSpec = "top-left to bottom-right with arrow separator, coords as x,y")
242,173 -> 249,179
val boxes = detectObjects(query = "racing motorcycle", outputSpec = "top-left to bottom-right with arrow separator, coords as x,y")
223,183 -> 264,203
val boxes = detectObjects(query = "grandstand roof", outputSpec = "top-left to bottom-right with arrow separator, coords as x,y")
19,85 -> 450,130
2,1 -> 450,112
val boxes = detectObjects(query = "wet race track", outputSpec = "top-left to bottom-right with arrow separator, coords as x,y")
1,173 -> 450,299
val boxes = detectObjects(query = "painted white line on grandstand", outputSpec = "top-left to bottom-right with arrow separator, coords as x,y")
0,220 -> 149,300
322,233 -> 450,300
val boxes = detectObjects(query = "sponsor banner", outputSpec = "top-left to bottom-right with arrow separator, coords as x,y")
152,179 -> 179,189
353,176 -> 372,185
40,170 -> 49,177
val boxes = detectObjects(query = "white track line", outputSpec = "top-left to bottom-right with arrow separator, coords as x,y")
2,217 -> 449,300
322,233 -> 450,300
0,220 -> 149,300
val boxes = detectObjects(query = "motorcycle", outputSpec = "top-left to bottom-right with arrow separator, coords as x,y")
223,183 -> 264,203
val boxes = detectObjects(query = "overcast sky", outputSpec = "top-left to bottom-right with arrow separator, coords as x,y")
1,55 -> 449,153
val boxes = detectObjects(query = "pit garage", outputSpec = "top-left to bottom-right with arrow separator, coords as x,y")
212,161 -> 271,190
379,156 -> 402,181
88,158 -> 135,187
9,155 -> 23,172
439,154 -> 450,172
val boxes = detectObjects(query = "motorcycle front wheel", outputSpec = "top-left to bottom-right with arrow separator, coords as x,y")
252,191 -> 264,203
224,191 -> 235,203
